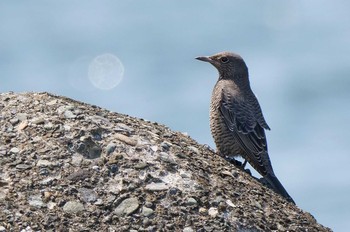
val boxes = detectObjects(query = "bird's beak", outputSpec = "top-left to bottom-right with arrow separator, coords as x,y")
195,56 -> 212,63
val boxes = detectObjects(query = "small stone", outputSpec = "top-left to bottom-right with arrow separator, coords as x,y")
10,118 -> 19,125
71,153 -> 83,166
199,207 -> 207,215
47,202 -> 57,210
105,142 -> 117,155
150,145 -> 158,152
94,199 -> 103,206
159,152 -> 176,164
226,199 -> 236,208
28,195 -> 46,208
79,188 -> 97,203
160,141 -> 172,151
114,133 -> 137,146
208,207 -> 218,218
114,197 -> 139,216
188,146 -> 199,154
180,170 -> 190,178
46,99 -> 58,105
44,122 -> 53,130
32,117 -> 45,124
67,169 -> 91,182
63,201 -> 84,214
16,113 -> 28,121
186,197 -> 197,206
145,182 -> 169,191
115,123 -> 134,133
10,147 -> 20,154
64,110 -> 76,119
142,206 -> 154,217
36,159 -> 54,167
134,162 -> 148,169
16,164 -> 31,170
183,227 -> 194,232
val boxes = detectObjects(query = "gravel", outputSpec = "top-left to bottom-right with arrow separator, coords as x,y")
0,92 -> 332,231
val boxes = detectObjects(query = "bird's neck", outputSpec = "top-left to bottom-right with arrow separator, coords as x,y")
219,73 -> 251,91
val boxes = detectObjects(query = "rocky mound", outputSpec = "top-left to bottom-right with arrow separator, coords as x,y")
0,92 -> 331,231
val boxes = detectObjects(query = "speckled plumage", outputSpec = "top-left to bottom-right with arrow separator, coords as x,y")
196,52 -> 295,204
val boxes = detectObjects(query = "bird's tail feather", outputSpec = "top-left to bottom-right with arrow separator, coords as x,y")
265,173 -> 295,204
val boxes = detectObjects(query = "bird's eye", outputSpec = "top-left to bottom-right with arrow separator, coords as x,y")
220,57 -> 229,63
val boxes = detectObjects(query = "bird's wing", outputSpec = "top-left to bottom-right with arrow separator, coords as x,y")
219,91 -> 271,175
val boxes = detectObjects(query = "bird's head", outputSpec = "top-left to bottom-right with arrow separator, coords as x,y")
196,51 -> 248,80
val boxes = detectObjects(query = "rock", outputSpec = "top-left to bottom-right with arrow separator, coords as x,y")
145,182 -> 169,191
114,197 -> 139,216
188,146 -> 199,155
32,117 -> 45,124
186,197 -> 198,206
0,92 -> 332,232
64,110 -> 76,119
105,142 -> 117,155
28,195 -> 46,208
142,206 -> 154,217
208,207 -> 218,218
79,188 -> 97,203
16,164 -> 31,170
183,227 -> 194,232
71,153 -> 83,166
10,147 -> 20,154
63,201 -> 84,214
36,159 -> 54,167
114,133 -> 137,146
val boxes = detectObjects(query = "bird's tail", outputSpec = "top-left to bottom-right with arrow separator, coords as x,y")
265,173 -> 295,204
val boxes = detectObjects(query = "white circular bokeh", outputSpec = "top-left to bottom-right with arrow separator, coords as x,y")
88,53 -> 124,90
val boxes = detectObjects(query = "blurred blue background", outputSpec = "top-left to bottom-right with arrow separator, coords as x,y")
1,1 -> 349,231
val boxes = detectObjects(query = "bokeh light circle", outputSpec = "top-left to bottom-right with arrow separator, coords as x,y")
88,53 -> 124,90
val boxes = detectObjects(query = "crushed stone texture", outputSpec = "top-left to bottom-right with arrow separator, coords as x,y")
0,92 -> 332,231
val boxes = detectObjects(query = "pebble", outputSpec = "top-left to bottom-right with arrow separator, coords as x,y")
16,113 -> 28,121
142,206 -> 154,217
32,117 -> 45,124
160,141 -> 172,151
183,227 -> 194,232
63,201 -> 84,214
145,182 -> 169,191
105,142 -> 117,155
28,195 -> 46,208
114,133 -> 137,146
114,197 -> 139,216
44,122 -> 53,130
16,164 -> 31,170
71,153 -> 83,166
46,99 -> 58,105
10,118 -> 19,125
79,188 -> 97,203
188,146 -> 199,155
0,226 -> 6,231
64,110 -> 76,119
94,199 -> 103,206
186,197 -> 198,206
159,152 -> 176,164
199,207 -> 207,215
36,159 -> 54,167
208,207 -> 218,218
10,147 -> 20,154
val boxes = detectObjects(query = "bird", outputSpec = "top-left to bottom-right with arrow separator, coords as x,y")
196,51 -> 295,204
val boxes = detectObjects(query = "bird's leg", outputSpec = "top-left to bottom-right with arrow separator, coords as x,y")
226,156 -> 252,176
242,159 -> 248,168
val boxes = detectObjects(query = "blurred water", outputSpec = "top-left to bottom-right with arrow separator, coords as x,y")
1,1 -> 350,231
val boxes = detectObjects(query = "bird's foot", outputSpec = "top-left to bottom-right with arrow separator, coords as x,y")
222,156 -> 252,176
